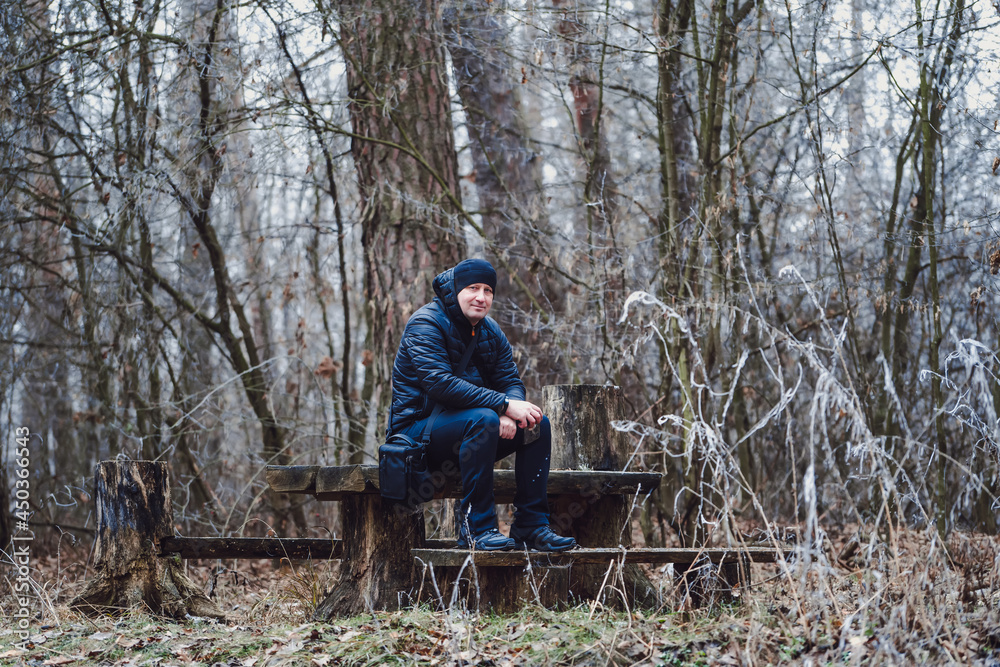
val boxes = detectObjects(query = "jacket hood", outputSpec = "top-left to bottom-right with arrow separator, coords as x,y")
432,266 -> 473,333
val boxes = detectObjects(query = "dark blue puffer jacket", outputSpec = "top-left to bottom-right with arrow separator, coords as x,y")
388,265 -> 526,434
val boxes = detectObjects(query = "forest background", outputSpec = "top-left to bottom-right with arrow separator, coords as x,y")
2,0 -> 1000,660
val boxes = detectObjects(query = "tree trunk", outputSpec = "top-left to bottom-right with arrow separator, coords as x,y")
918,0 -> 966,539
15,0 -> 96,519
875,113 -> 917,436
70,461 -> 223,618
444,0 -> 566,389
312,496 -> 425,619
339,0 -> 466,427
551,0 -> 618,231
550,0 -> 624,384
543,384 -> 659,607
0,465 -> 10,554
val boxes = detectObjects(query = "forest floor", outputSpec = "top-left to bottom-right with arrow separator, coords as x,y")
1,527 -> 1000,666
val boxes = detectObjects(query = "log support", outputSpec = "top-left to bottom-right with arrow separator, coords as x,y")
312,494 -> 424,620
543,384 -> 660,608
416,559 -> 570,613
674,556 -> 751,608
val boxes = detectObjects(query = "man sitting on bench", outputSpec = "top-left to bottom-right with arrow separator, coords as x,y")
388,258 -> 577,553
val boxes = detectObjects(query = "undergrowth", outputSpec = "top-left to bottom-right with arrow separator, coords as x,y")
1,532 -> 999,666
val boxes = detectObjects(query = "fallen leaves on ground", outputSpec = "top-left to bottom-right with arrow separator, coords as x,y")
2,527 -> 999,665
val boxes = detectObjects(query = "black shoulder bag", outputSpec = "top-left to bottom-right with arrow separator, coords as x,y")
379,336 -> 478,506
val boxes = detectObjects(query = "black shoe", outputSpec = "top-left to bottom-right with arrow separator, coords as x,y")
510,525 -> 577,552
456,527 -> 516,551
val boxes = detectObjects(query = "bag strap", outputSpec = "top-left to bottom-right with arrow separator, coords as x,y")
419,333 -> 478,445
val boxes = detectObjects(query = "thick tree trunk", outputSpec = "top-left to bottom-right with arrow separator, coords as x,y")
340,0 -> 465,425
312,496 -> 425,619
15,0 -> 96,516
543,384 -> 659,607
443,0 -> 566,388
550,0 -> 624,384
551,0 -> 618,231
70,462 -> 223,618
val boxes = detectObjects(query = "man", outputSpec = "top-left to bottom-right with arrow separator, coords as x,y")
388,258 -> 577,552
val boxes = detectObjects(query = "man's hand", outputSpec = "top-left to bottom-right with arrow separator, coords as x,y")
498,415 -> 517,439
505,399 -> 542,429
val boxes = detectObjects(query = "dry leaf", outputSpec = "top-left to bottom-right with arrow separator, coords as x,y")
314,356 -> 343,379
993,156 -> 1000,175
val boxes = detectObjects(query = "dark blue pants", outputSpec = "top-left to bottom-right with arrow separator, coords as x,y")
401,408 -> 551,536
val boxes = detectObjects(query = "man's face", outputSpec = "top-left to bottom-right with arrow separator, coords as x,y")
458,283 -> 494,324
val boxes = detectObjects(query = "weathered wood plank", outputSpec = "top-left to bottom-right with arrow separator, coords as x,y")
265,465 -> 319,493
160,537 -> 341,560
412,547 -> 790,567
160,537 -> 457,560
315,465 -> 378,498
538,470 -> 661,496
267,465 -> 661,500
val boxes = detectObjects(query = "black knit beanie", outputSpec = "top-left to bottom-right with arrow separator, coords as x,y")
453,258 -> 497,294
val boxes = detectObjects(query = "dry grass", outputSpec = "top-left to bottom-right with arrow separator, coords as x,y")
2,525 -> 999,666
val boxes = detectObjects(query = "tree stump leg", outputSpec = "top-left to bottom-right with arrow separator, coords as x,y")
673,556 -> 749,608
544,385 -> 660,609
69,461 -> 223,618
514,563 -> 570,610
313,495 -> 424,620
724,555 -> 751,589
420,564 -> 568,613
476,561 -> 569,612
551,494 -> 660,608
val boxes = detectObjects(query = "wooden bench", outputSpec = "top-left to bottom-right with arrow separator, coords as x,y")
259,386 -> 795,616
265,462 -> 665,616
